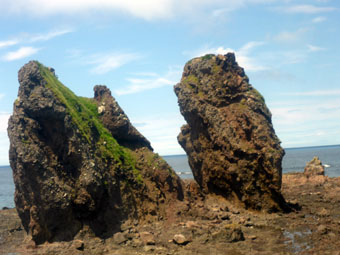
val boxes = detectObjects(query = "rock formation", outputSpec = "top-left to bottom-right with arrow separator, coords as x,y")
174,53 -> 287,212
7,61 -> 183,244
304,156 -> 325,178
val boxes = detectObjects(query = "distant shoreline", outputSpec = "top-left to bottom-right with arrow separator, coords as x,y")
1,143 -> 340,168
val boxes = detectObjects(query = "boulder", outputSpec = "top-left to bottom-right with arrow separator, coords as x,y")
174,53 -> 287,212
7,61 -> 183,244
304,156 -> 325,178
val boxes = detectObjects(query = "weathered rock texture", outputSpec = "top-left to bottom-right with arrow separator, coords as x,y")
174,53 -> 287,212
7,61 -> 183,244
304,156 -> 325,178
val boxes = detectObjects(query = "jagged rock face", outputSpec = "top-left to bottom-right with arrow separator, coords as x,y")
8,61 -> 183,244
93,85 -> 152,150
304,157 -> 325,178
174,53 -> 287,212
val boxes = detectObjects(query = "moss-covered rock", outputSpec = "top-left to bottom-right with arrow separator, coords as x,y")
8,61 -> 183,244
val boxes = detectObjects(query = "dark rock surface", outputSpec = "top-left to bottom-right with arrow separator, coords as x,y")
7,61 -> 183,244
304,156 -> 325,178
174,53 -> 287,212
93,85 -> 152,150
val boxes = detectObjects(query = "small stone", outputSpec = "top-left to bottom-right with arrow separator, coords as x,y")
72,240 -> 84,251
173,234 -> 191,245
186,221 -> 198,228
140,231 -> 156,245
143,245 -> 155,252
248,235 -> 257,240
317,225 -> 328,235
317,208 -> 329,217
113,232 -> 128,245
219,212 -> 230,220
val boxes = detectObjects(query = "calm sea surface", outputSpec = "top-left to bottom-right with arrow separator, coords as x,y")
1,145 -> 340,208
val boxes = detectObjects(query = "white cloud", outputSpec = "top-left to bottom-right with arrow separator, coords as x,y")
190,41 -> 267,71
88,53 -> 141,74
115,66 -> 181,95
131,113 -> 185,155
3,46 -> 39,61
2,0 -> 173,20
0,28 -> 73,51
283,89 -> 340,96
28,29 -> 73,43
0,94 -> 4,100
280,5 -> 336,14
274,28 -> 308,43
0,113 -> 10,165
0,0 -> 290,21
307,44 -> 326,52
116,78 -> 174,95
312,16 -> 326,23
0,133 -> 10,165
0,113 -> 10,133
270,99 -> 340,147
0,39 -> 19,48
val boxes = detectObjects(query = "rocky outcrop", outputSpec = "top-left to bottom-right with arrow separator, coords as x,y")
304,156 -> 325,178
93,85 -> 152,150
7,61 -> 183,244
174,53 -> 287,212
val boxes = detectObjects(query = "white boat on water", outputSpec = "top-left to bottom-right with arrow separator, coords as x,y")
323,164 -> 331,168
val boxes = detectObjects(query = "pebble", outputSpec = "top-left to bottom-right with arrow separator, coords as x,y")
140,231 -> 156,245
173,234 -> 190,245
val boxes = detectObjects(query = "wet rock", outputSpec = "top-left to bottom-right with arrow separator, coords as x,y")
304,156 -> 325,178
174,53 -> 287,212
173,234 -> 191,245
7,61 -> 184,244
212,226 -> 245,243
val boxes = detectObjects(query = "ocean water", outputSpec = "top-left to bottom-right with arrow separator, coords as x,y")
1,145 -> 339,209
0,166 -> 15,209
164,144 -> 340,178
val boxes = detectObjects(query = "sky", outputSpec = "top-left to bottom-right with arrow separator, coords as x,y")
0,0 -> 339,165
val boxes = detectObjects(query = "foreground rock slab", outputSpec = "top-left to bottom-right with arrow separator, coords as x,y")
175,53 -> 287,212
7,61 -> 183,244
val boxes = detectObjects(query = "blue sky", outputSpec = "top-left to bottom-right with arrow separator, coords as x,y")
0,0 -> 339,165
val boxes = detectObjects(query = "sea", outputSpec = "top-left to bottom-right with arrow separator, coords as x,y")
1,145 -> 340,209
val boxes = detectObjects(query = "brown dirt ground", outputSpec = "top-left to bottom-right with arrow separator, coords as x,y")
1,173 -> 340,255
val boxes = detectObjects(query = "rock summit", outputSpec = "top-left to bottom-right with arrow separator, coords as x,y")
174,53 -> 287,212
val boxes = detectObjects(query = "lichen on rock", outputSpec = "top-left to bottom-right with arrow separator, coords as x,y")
7,61 -> 183,244
174,53 -> 288,212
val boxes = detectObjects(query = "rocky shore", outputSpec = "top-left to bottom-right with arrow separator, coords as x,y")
2,172 -> 340,254
4,56 -> 338,254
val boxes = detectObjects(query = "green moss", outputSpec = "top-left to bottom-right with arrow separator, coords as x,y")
37,62 -> 143,184
249,87 -> 265,104
21,138 -> 30,144
201,54 -> 214,61
182,74 -> 199,90
212,64 -> 221,74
